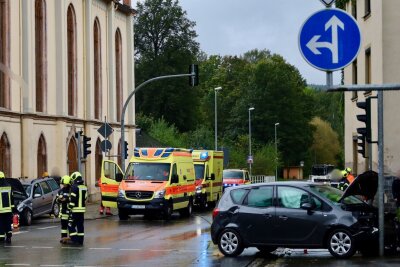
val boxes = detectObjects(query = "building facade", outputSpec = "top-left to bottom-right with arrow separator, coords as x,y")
0,0 -> 136,200
343,0 -> 400,177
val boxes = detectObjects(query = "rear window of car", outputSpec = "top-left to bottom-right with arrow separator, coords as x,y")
230,188 -> 247,204
47,179 -> 60,191
40,181 -> 52,194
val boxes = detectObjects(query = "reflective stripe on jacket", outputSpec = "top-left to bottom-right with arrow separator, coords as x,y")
0,186 -> 14,213
69,184 -> 88,213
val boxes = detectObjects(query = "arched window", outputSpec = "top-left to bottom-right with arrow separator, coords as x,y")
95,138 -> 102,185
35,0 -> 47,112
67,4 -> 77,116
67,137 -> 78,175
37,134 -> 47,178
0,132 -> 11,176
115,29 -> 123,122
0,0 -> 10,109
94,18 -> 102,120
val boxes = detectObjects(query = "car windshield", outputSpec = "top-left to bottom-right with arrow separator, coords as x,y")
194,165 -> 205,180
309,185 -> 364,205
223,171 -> 243,179
23,184 -> 32,197
124,162 -> 171,181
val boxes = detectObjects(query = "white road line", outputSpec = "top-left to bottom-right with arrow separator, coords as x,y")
88,247 -> 112,250
40,265 -> 66,267
4,245 -> 25,248
61,247 -> 83,250
5,264 -> 30,266
32,246 -> 54,249
37,226 -> 58,230
12,231 -> 29,235
119,248 -> 142,251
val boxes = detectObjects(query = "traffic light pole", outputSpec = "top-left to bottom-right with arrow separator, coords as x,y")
120,72 -> 195,171
328,83 -> 400,256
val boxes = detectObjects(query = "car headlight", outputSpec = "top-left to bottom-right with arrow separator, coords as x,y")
118,189 -> 125,198
196,185 -> 202,193
154,189 -> 166,199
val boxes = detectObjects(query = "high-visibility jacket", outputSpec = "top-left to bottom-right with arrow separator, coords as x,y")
0,183 -> 14,214
68,183 -> 87,213
57,186 -> 70,219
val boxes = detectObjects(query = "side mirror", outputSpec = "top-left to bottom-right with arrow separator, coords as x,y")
116,173 -> 123,182
171,174 -> 179,184
34,193 -> 41,198
301,202 -> 314,211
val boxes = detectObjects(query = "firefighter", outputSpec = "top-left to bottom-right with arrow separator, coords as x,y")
66,171 -> 87,245
0,171 -> 14,244
57,175 -> 71,243
339,167 -> 355,191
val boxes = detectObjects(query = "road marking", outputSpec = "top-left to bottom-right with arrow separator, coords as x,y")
88,247 -> 112,250
61,247 -> 83,250
32,246 -> 54,249
119,248 -> 142,251
5,264 -> 30,266
37,226 -> 58,230
4,245 -> 25,248
40,265 -> 66,267
12,231 -> 29,235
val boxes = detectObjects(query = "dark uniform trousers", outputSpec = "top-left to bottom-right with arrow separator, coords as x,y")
68,213 -> 84,244
0,212 -> 12,241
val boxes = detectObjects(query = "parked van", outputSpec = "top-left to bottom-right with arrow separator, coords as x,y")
192,150 -> 223,208
222,169 -> 250,191
100,147 -> 196,220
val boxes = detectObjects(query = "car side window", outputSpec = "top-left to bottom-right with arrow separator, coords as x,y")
247,186 -> 274,208
40,181 -> 52,194
47,179 -> 60,191
33,184 -> 43,196
230,188 -> 248,204
277,186 -> 309,209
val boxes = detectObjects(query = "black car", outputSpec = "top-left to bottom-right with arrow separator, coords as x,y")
211,171 -> 381,259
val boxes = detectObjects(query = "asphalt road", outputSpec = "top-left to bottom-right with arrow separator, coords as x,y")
2,211 -> 400,266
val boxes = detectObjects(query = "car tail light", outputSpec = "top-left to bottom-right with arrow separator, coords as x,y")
212,208 -> 220,220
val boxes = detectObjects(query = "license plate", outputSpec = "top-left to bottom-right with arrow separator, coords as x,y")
131,205 -> 145,209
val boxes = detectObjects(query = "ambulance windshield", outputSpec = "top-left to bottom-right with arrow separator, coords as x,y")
124,163 -> 171,181
194,165 -> 205,180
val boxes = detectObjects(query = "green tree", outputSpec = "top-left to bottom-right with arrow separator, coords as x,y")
134,0 -> 200,131
309,117 -> 341,165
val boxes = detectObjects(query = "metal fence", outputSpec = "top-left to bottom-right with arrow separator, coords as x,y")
250,175 -> 275,184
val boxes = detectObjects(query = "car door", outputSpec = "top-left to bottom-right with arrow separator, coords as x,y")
32,182 -> 45,215
274,186 -> 329,245
235,186 -> 276,245
39,181 -> 54,213
101,160 -> 123,208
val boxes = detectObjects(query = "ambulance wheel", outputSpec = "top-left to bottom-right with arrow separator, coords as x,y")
118,209 -> 129,220
180,198 -> 193,217
21,209 -> 32,226
163,201 -> 173,220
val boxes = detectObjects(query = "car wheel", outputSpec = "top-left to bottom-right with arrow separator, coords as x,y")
180,199 -> 193,217
52,202 -> 60,218
327,229 -> 356,259
118,208 -> 129,220
163,201 -> 173,220
257,246 -> 277,254
218,229 -> 244,257
21,209 -> 32,226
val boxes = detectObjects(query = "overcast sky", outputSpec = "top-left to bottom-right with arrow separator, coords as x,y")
177,0 -> 341,85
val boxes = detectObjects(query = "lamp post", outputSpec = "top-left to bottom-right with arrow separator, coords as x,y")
248,107 -> 255,176
275,122 -> 280,181
214,86 -> 222,150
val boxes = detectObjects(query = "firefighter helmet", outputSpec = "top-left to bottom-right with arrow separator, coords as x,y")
70,171 -> 82,183
61,175 -> 71,185
0,171 -> 4,179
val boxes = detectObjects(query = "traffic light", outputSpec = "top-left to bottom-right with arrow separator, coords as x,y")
189,64 -> 199,86
82,135 -> 92,158
357,135 -> 366,158
124,141 -> 128,159
356,98 -> 371,143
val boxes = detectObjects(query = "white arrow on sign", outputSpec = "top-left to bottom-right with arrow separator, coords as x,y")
306,15 -> 344,64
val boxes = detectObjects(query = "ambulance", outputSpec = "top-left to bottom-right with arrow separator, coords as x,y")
222,169 -> 251,191
100,147 -> 196,220
192,150 -> 223,208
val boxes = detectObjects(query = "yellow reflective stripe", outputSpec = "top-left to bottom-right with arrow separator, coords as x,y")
70,232 -> 77,236
77,233 -> 84,236
71,193 -> 77,197
61,230 -> 68,233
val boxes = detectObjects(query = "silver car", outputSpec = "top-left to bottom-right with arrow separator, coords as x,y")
18,178 -> 61,225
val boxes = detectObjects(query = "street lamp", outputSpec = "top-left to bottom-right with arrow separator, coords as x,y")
248,107 -> 255,177
275,122 -> 280,181
214,87 -> 222,150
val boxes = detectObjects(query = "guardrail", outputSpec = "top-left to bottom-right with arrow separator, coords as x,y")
250,175 -> 275,184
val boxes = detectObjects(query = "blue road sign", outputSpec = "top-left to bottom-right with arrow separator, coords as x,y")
299,8 -> 361,71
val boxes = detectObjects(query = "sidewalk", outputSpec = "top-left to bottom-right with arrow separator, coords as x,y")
85,201 -> 118,220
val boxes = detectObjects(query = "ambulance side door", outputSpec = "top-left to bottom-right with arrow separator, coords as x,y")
100,160 -> 123,208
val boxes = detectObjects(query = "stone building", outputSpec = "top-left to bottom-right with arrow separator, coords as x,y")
0,0 -> 136,200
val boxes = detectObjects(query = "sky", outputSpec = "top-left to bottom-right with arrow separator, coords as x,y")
177,0 -> 341,85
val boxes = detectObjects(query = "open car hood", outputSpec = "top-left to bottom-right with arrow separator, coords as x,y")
339,170 -> 378,202
5,178 -> 29,198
